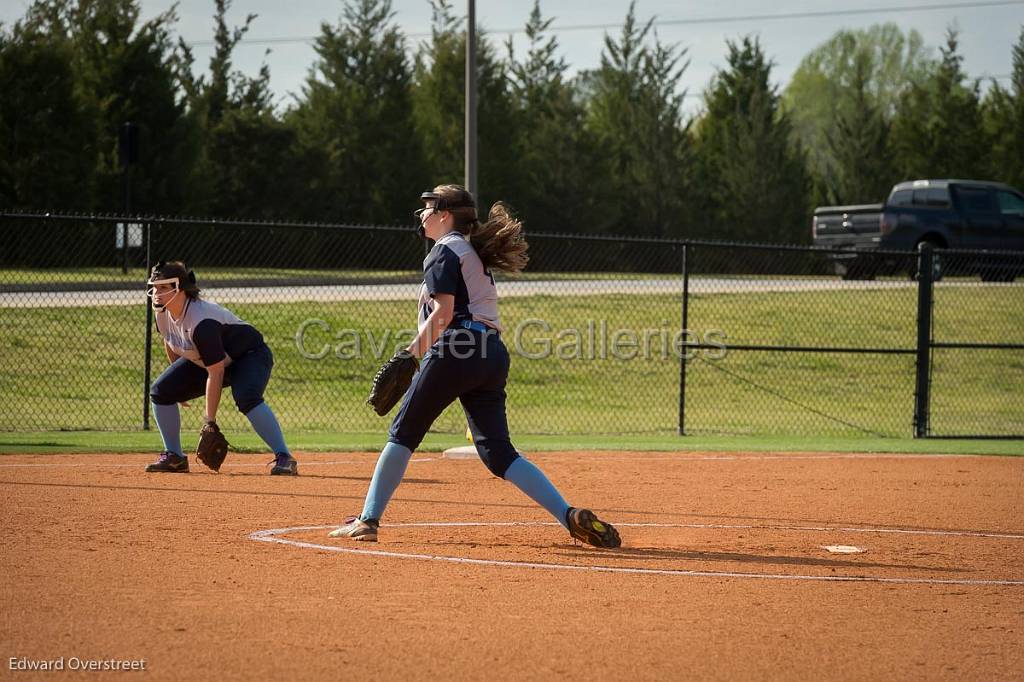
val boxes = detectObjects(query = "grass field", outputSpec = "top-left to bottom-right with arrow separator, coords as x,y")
0,266 -> 669,288
0,430 -> 1021,456
0,283 -> 1021,438
0,267 -> 420,288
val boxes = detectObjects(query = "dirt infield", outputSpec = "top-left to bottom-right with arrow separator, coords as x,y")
1,450 -> 1022,680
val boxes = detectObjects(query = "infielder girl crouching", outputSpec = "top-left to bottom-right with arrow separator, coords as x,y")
330,184 -> 621,548
145,261 -> 297,475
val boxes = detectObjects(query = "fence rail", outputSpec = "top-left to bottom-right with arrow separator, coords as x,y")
1,211 -> 1021,439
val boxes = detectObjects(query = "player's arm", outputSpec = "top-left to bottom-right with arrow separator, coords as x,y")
407,293 -> 454,358
192,319 -> 227,423
203,360 -> 225,423
407,245 -> 459,358
163,340 -> 179,364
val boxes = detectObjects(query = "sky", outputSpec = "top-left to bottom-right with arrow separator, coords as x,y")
1,0 -> 1022,115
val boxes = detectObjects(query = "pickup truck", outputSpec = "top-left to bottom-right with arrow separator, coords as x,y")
812,179 -> 1024,280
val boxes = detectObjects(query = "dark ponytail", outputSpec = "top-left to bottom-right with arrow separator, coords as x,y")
432,184 -> 529,274
466,202 -> 528,274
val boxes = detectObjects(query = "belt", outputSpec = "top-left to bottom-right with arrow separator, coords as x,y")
458,320 -> 496,335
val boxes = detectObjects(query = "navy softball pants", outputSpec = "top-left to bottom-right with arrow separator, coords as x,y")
389,328 -> 520,477
150,344 -> 273,415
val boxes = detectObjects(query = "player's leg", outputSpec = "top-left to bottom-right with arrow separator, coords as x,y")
330,350 -> 467,540
147,358 -> 207,472
458,338 -> 570,526
228,345 -> 296,475
463,337 -> 621,548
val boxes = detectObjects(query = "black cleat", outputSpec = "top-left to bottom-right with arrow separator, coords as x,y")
145,452 -> 189,473
566,507 -> 621,548
270,452 -> 298,476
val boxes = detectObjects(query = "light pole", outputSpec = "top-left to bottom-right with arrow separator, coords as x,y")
465,0 -> 477,198
118,122 -> 139,274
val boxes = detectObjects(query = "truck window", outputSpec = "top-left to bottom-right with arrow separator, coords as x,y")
911,188 -> 950,207
997,190 -> 1024,215
956,187 -> 997,213
926,187 -> 950,207
890,190 -> 912,206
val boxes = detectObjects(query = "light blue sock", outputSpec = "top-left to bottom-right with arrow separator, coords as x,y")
245,402 -> 290,455
152,402 -> 183,457
503,456 -> 571,529
361,442 -> 413,521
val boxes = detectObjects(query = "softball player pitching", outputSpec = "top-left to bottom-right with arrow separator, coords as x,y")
330,184 -> 621,548
144,261 -> 297,475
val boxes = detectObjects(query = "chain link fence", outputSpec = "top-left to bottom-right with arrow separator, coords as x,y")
1,212 -> 1021,438
927,248 -> 1024,438
680,243 -> 1024,437
680,244 -> 919,437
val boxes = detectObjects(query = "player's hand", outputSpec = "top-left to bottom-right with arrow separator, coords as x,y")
195,421 -> 229,472
367,350 -> 418,416
180,401 -> 191,409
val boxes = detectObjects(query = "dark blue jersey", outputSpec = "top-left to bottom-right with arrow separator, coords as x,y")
418,232 -> 500,331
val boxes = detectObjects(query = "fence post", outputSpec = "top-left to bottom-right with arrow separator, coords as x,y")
913,244 -> 934,438
142,221 -> 154,430
679,243 -> 690,435
119,122 -> 138,275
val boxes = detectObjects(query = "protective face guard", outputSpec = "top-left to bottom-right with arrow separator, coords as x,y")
146,276 -> 180,310
413,191 -> 475,236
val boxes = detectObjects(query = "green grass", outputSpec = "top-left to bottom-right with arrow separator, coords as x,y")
0,267 -> 422,289
0,267 -> 672,288
0,430 -> 1020,456
0,284 -> 1021,438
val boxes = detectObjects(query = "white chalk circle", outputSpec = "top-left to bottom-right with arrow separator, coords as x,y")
249,522 -> 1024,587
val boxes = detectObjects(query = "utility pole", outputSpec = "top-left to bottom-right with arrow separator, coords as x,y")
465,0 -> 477,198
118,122 -> 139,274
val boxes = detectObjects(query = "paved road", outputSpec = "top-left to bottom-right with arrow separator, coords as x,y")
0,277 -> 1006,308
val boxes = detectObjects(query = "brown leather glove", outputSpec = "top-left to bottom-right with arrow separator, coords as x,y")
195,421 -> 229,472
367,350 -> 418,416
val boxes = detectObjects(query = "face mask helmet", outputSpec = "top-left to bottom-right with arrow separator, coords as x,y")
413,189 -> 476,238
146,261 -> 197,311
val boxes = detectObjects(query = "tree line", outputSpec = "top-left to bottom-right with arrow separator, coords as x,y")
1,0 -> 1022,244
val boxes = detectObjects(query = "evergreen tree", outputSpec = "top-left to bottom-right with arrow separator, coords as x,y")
175,0 -> 258,131
824,53 -> 894,205
0,17 -> 96,208
584,1 -> 694,237
891,29 -> 986,180
410,0 -> 516,209
177,0 -> 304,218
411,1 -> 463,184
504,1 -> 597,232
289,0 -> 423,223
784,24 -> 933,204
24,0 -> 197,213
695,36 -> 809,242
199,65 -> 308,219
981,26 -> 1024,189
